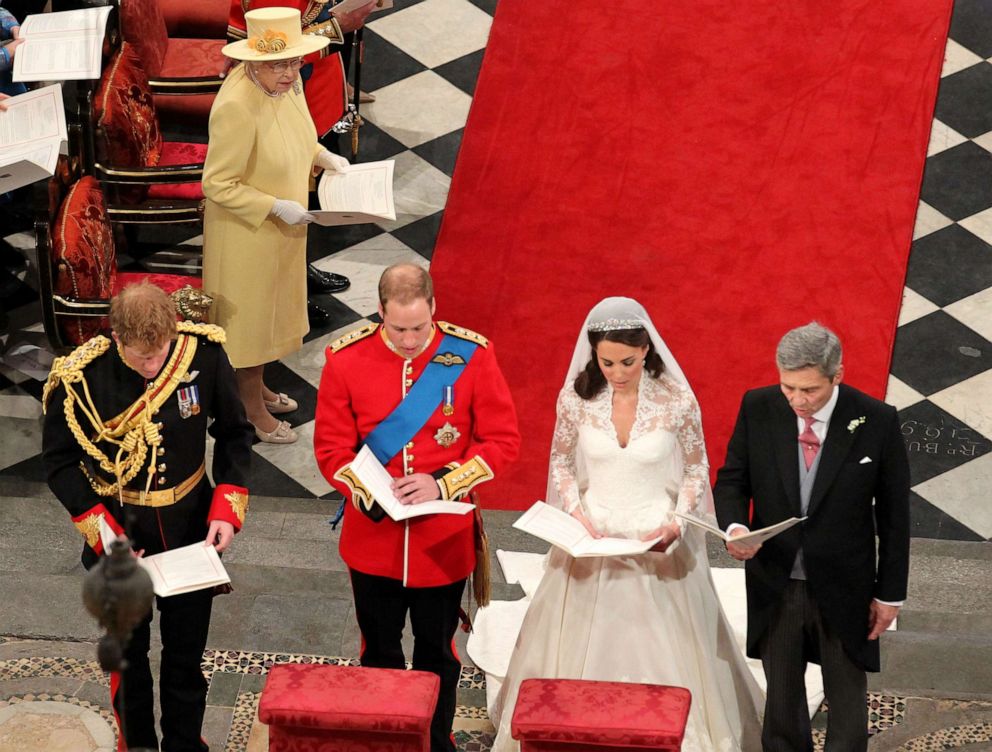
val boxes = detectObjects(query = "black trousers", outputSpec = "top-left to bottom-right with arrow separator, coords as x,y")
114,588 -> 214,752
350,569 -> 466,752
760,580 -> 868,752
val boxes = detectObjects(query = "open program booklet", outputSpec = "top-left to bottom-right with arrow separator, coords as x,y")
0,85 -> 67,193
12,5 -> 112,82
673,511 -> 806,546
99,517 -> 231,598
312,160 -> 396,226
349,444 -> 475,521
513,501 -> 664,558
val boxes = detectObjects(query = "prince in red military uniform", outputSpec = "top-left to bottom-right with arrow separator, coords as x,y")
314,264 -> 520,752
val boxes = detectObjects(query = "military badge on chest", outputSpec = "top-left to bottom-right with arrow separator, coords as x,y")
435,422 -> 461,448
177,385 -> 201,419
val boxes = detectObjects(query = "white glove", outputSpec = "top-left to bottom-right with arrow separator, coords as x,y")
270,199 -> 315,226
316,150 -> 350,173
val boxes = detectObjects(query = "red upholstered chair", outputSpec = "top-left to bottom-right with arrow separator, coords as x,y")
36,169 -> 203,350
118,0 -> 225,127
259,664 -> 439,752
87,43 -> 206,210
511,679 -> 692,752
159,0 -> 229,39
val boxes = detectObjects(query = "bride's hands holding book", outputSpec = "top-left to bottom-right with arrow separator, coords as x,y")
570,509 -> 603,539
644,521 -> 681,552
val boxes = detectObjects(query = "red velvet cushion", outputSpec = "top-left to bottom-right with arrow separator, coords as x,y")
511,679 -> 691,750
95,44 -> 164,171
146,141 -> 207,201
154,92 -> 216,128
159,37 -> 226,78
114,273 -> 202,296
51,177 -> 117,345
259,664 -> 439,734
120,0 -> 168,77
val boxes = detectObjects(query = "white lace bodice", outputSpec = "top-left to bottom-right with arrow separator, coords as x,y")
549,372 -> 710,538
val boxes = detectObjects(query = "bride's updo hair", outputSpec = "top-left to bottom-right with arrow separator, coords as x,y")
574,327 -> 665,400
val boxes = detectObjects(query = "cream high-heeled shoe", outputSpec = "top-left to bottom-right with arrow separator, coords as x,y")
254,420 -> 298,444
263,392 -> 298,414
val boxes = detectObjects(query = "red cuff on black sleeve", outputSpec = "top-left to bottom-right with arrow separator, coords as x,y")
209,484 -> 249,531
72,504 -> 124,556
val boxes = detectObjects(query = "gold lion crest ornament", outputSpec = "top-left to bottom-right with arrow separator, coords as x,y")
434,422 -> 461,448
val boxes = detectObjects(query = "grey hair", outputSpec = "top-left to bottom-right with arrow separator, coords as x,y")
776,322 -> 843,378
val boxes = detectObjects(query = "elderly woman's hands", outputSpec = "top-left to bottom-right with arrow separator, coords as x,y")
270,199 -> 315,226
316,150 -> 349,173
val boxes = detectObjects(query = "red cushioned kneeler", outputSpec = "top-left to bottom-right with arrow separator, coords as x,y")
259,664 -> 440,752
511,679 -> 691,752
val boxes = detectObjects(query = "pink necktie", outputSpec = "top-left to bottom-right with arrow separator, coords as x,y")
799,417 -> 820,470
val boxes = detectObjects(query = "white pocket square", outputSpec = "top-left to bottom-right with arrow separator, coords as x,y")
859,456 -> 872,464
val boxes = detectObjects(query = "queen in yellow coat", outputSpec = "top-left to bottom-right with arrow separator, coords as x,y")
202,7 -> 348,444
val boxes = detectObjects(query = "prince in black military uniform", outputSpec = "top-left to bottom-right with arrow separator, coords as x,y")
42,282 -> 254,752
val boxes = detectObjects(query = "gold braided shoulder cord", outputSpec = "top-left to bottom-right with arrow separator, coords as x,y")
53,333 -> 199,498
178,321 -> 226,344
302,0 -> 330,27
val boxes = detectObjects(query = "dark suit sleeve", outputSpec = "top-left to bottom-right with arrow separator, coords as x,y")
714,393 -> 753,531
871,405 -> 910,602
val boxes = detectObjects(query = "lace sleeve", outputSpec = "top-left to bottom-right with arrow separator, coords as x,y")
549,386 -> 582,512
673,386 -> 711,519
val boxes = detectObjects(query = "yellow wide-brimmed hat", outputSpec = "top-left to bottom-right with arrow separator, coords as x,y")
222,7 -> 329,62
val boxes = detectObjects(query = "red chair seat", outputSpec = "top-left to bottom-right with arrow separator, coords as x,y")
259,664 -> 439,752
146,141 -> 208,202
511,679 -> 692,751
114,273 -> 202,296
154,37 -> 226,125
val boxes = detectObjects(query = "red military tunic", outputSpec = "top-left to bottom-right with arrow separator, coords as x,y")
314,321 -> 520,587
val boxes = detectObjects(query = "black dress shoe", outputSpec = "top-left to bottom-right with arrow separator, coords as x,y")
308,300 -> 331,325
307,265 -> 351,294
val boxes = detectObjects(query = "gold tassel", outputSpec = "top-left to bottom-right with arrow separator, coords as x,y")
472,504 -> 491,607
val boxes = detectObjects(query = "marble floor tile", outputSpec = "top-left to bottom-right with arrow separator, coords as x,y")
897,286 -> 940,327
376,150 -> 452,231
959,206 -> 992,246
252,420 -> 331,498
927,119 -> 968,157
280,320 -> 369,389
364,71 -> 473,148
944,286 -> 992,343
0,417 -> 43,473
368,0 -> 493,69
913,454 -> 992,539
929,369 -> 992,442
0,389 -> 42,420
912,201 -> 954,240
314,238 -> 428,317
885,374 -> 925,412
942,38 -> 984,78
975,129 -> 992,155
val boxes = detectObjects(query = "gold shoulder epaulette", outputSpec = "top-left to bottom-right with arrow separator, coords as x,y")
42,335 -> 111,411
438,321 -> 488,348
177,321 -> 226,344
330,322 -> 379,353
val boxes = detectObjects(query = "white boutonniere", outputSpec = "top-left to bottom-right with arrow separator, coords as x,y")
848,416 -> 866,433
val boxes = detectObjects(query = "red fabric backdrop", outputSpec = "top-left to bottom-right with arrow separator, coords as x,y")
431,0 -> 953,507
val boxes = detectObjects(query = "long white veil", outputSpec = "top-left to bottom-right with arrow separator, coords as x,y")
546,296 -> 716,526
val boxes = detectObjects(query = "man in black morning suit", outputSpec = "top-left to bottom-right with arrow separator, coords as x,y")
714,322 -> 910,752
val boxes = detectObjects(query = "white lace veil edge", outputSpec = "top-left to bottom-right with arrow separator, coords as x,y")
546,297 -> 716,525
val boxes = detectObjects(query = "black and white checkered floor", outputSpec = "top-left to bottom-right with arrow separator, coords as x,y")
0,0 -> 990,542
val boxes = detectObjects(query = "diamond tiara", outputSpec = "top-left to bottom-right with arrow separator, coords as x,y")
587,318 -> 644,332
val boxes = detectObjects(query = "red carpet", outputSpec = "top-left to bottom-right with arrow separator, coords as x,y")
431,0 -> 953,508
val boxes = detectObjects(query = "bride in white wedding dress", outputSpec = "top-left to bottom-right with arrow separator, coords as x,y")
489,297 -> 763,752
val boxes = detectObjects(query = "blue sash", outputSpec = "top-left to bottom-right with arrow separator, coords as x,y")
363,335 -> 478,464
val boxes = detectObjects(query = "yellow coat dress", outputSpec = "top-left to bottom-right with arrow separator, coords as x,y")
201,64 -> 322,368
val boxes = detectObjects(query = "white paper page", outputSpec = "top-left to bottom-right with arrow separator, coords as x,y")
350,445 -> 474,521
513,502 -> 663,557
98,515 -> 119,553
13,34 -> 104,81
0,151 -> 52,193
19,6 -> 112,35
317,160 -> 395,218
138,543 -> 230,597
674,511 -> 806,546
0,86 -> 67,148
